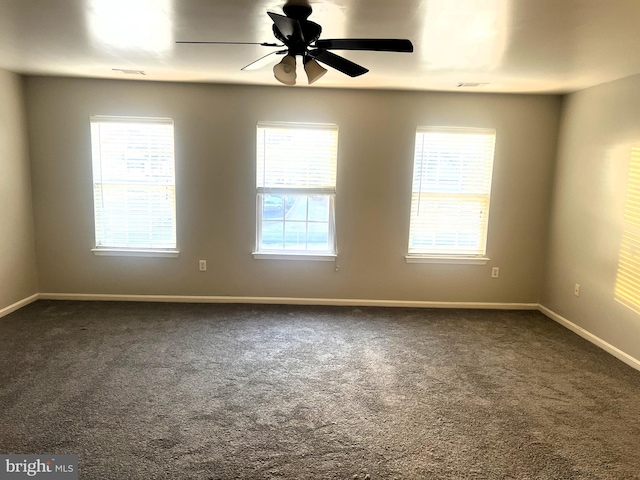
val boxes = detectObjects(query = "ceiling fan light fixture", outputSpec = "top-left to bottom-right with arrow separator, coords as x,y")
304,58 -> 327,84
273,54 -> 297,85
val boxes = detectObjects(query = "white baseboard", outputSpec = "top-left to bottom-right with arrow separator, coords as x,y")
0,293 -> 39,319
38,292 -> 539,310
6,294 -> 638,371
538,305 -> 640,372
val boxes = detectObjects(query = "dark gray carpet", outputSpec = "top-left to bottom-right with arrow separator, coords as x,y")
1,301 -> 639,479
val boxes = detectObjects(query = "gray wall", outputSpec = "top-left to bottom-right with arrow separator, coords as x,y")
542,74 -> 640,361
26,76 -> 560,303
0,69 -> 38,310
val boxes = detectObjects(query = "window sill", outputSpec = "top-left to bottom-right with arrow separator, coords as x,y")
92,248 -> 180,258
405,255 -> 490,265
252,252 -> 337,261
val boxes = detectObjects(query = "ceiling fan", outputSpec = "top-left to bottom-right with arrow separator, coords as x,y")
177,3 -> 414,85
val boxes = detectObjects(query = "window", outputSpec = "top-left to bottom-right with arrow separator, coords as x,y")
90,116 -> 177,256
615,146 -> 640,314
254,122 -> 338,260
407,127 -> 496,263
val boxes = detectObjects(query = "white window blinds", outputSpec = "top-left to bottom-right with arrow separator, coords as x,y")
257,122 -> 338,190
90,116 -> 176,250
409,127 -> 496,256
614,146 -> 640,313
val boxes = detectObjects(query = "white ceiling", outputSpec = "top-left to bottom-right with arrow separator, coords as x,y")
1,0 -> 640,94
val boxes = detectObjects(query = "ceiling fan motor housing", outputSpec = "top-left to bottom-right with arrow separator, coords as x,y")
282,4 -> 312,20
272,23 -> 321,56
272,5 -> 322,57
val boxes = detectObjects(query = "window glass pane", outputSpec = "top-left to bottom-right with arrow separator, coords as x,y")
258,193 -> 333,253
263,194 -> 285,219
261,220 -> 284,249
284,222 -> 307,250
308,195 -> 330,222
308,222 -> 330,251
285,195 -> 308,221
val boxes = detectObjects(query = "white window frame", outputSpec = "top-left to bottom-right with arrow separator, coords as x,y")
406,126 -> 496,265
90,115 -> 178,257
253,122 -> 338,261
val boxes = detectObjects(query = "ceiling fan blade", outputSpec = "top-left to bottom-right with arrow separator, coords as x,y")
314,39 -> 414,52
267,12 -> 305,42
308,50 -> 369,77
176,41 -> 282,47
241,50 -> 287,71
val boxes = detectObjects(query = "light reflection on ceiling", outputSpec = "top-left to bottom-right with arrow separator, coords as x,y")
419,0 -> 509,70
87,0 -> 174,54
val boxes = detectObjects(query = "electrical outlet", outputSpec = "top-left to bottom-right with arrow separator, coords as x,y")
574,284 -> 580,296
199,260 -> 207,272
491,267 -> 499,278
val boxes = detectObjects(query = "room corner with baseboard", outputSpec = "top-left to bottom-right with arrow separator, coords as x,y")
0,69 -> 39,316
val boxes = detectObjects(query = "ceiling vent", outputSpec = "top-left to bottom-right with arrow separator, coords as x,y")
112,69 -> 146,75
457,82 -> 488,88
